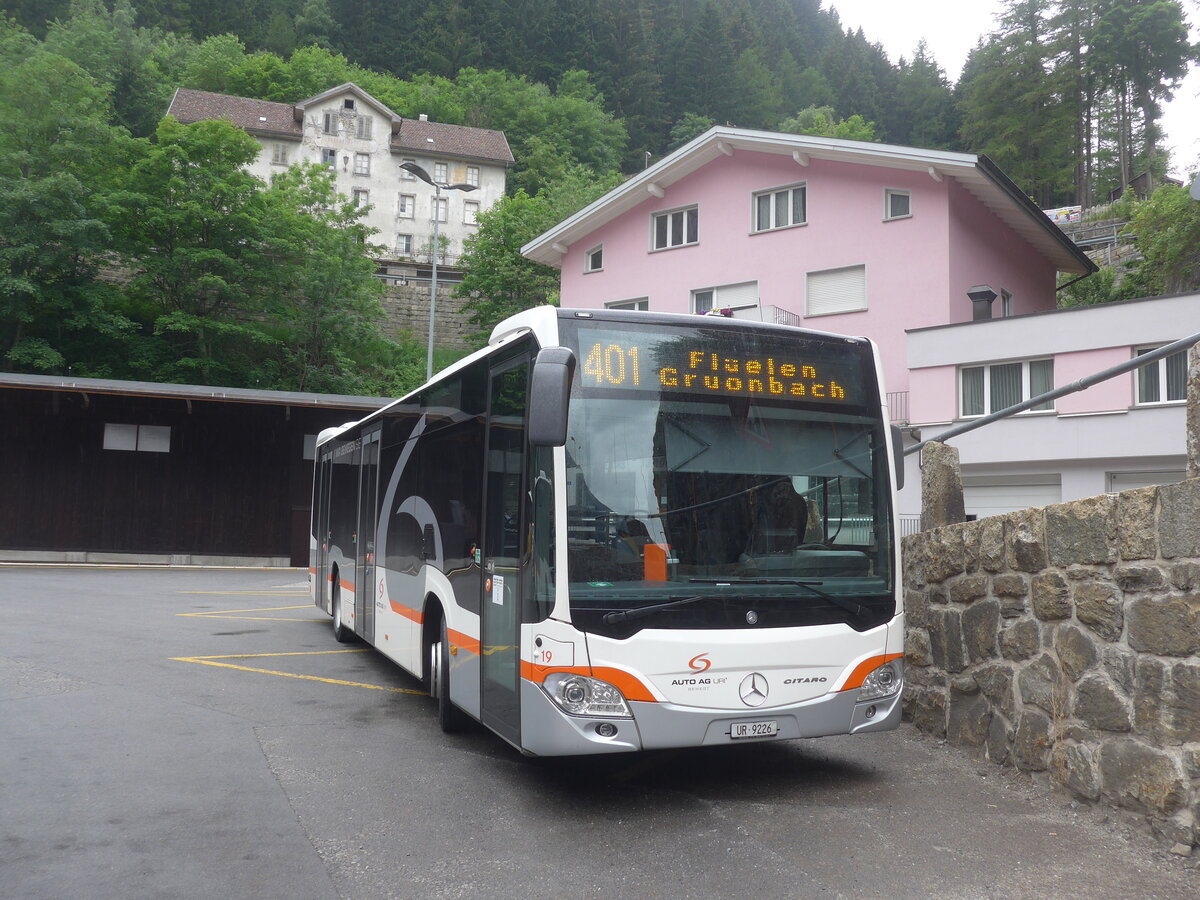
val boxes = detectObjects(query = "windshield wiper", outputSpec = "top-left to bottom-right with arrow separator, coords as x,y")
688,578 -> 865,619
602,595 -> 704,625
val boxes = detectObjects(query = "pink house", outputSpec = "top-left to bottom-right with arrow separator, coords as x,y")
523,127 -> 1195,524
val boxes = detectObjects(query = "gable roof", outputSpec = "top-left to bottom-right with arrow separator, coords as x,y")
166,84 -> 514,166
522,126 -> 1095,275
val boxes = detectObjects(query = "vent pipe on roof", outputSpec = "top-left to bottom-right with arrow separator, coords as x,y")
967,284 -> 998,321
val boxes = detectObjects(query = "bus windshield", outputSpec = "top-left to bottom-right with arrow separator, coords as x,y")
560,317 -> 895,637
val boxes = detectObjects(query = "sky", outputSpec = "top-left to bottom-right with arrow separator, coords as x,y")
823,0 -> 1200,180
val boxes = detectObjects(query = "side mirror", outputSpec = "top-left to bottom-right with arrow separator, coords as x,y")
528,347 -> 576,447
890,424 -> 905,492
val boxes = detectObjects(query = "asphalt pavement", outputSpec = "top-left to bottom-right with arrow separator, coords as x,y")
1,565 -> 1196,899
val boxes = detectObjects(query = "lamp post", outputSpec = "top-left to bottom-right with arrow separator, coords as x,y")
400,161 -> 478,380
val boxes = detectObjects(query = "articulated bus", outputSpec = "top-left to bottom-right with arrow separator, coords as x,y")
311,306 -> 905,756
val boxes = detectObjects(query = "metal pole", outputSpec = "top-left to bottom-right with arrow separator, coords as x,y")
426,183 -> 441,381
905,330 -> 1200,455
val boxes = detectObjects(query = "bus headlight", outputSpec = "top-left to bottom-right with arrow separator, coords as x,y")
858,659 -> 903,702
543,673 -> 633,718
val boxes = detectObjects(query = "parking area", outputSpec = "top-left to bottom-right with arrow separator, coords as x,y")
2,565 -> 1197,899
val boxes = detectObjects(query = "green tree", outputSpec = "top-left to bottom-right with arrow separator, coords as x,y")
109,116 -> 275,384
778,105 -> 877,141
0,50 -> 133,373
667,112 -> 715,151
1123,184 -> 1200,295
457,165 -> 622,341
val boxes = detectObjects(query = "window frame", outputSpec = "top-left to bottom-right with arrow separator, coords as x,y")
395,233 -> 414,256
321,148 -> 337,168
1134,345 -> 1188,406
322,112 -> 336,135
463,199 -> 480,226
400,159 -> 417,180
650,204 -> 699,251
959,358 -> 1055,418
751,181 -> 807,233
353,152 -> 370,176
805,264 -> 867,317
352,187 -> 370,208
271,143 -> 289,166
466,165 -> 480,186
397,193 -> 415,218
884,188 -> 912,222
432,196 -> 448,223
356,115 -> 373,140
605,298 -> 649,311
434,162 -> 449,183
690,281 -> 759,315
584,244 -> 604,273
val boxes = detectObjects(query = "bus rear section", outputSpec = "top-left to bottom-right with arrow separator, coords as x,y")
311,307 -> 904,756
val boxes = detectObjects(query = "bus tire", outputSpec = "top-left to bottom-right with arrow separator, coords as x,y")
434,620 -> 469,733
331,576 -> 352,644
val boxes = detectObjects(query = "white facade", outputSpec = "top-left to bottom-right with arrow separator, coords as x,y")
169,84 -> 513,265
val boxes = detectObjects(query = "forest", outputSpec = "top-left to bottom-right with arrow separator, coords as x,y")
1,0 -> 1197,393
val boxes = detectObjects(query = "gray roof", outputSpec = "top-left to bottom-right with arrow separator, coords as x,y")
167,85 -> 514,166
0,372 -> 391,411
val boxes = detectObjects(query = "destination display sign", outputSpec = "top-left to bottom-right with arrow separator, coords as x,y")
569,324 -> 865,405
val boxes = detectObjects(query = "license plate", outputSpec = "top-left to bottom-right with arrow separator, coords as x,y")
730,720 -> 778,739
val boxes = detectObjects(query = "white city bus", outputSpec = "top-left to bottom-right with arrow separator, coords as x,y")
311,306 -> 905,755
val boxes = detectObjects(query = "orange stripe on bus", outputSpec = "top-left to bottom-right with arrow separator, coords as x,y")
837,653 -> 904,692
388,601 -> 424,624
519,662 -> 657,703
449,629 -> 481,656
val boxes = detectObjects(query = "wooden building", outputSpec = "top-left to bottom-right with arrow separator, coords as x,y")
0,374 -> 387,566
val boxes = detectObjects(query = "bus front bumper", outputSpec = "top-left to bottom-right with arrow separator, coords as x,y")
518,677 -> 903,757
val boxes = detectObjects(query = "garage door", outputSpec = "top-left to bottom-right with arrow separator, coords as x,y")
1107,471 -> 1185,493
961,475 -> 1062,520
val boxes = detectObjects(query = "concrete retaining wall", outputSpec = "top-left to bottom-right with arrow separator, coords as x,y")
902,478 -> 1200,849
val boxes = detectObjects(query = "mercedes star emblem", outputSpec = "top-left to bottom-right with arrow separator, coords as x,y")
739,672 -> 769,707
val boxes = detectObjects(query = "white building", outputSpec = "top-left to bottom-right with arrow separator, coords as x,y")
167,83 -> 514,264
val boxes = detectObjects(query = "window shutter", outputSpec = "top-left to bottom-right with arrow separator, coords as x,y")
806,265 -> 866,316
715,282 -> 758,308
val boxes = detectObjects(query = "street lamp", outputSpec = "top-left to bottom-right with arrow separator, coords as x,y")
399,161 -> 478,380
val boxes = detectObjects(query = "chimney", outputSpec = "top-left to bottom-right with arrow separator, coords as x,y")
967,285 -> 998,321
418,113 -> 429,122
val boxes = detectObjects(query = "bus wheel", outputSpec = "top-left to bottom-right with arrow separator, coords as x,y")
332,579 -> 352,644
433,620 -> 469,733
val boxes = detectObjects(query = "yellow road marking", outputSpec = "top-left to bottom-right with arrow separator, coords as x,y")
170,650 -> 427,696
179,604 -> 314,621
179,590 -> 310,595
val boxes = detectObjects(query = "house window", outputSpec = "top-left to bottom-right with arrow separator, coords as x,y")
607,298 -> 649,311
352,188 -> 369,207
271,144 -> 289,166
585,244 -> 603,272
884,188 -> 911,221
103,423 -> 171,453
960,359 -> 1054,417
353,152 -> 370,175
356,115 -> 373,140
396,234 -> 414,256
466,166 -> 480,186
753,183 -> 806,232
652,205 -> 698,250
1001,288 -> 1014,318
463,200 -> 480,225
397,193 -> 415,218
432,197 -> 448,222
806,265 -> 866,316
692,281 -> 758,315
1135,346 -> 1187,404
322,112 -> 336,135
400,159 -> 416,179
434,162 -> 448,182
321,148 -> 336,168
343,98 -> 355,110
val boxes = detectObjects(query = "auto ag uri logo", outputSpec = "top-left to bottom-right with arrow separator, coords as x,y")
688,652 -> 712,673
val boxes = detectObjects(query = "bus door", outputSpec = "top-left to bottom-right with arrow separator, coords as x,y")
356,428 -> 381,643
314,451 -> 334,613
481,357 -> 529,745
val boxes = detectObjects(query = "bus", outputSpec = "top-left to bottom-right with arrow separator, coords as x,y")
311,306 -> 905,756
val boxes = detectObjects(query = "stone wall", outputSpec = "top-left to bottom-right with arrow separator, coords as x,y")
378,278 -> 477,351
902,478 -> 1200,850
